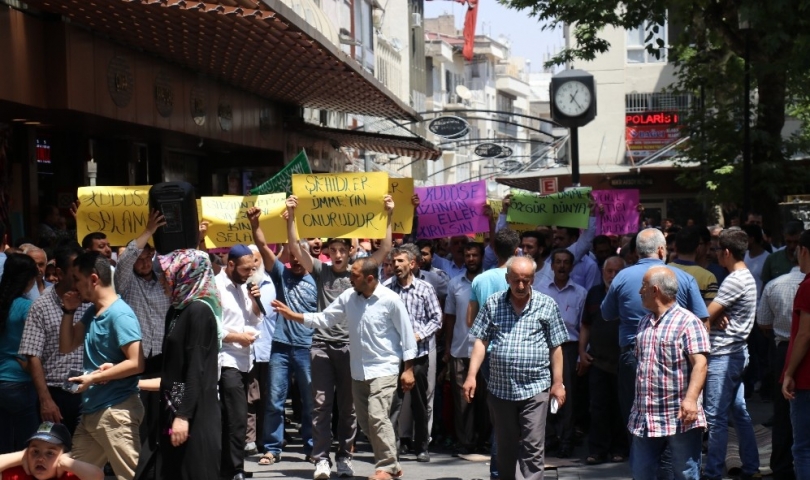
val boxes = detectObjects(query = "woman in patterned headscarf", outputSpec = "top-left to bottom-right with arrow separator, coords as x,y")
135,249 -> 222,480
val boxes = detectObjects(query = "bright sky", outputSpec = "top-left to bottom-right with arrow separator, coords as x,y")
423,0 -> 565,72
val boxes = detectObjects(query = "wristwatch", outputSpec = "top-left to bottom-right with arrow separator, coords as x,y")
61,306 -> 77,315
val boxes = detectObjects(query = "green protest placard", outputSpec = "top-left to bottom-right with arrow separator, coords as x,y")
507,187 -> 592,228
249,150 -> 311,195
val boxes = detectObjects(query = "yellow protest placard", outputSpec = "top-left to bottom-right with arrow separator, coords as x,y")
196,199 -> 216,249
389,177 -> 414,234
201,193 -> 287,247
76,186 -> 152,246
292,172 -> 389,238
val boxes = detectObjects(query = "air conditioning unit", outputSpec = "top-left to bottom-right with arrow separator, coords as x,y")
411,12 -> 422,28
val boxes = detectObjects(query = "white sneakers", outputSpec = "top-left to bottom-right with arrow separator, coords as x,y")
336,458 -> 354,478
314,459 -> 331,480
313,457 -> 354,479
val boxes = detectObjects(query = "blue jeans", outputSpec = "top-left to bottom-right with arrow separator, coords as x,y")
703,349 -> 760,479
261,343 -> 313,456
791,389 -> 810,480
631,428 -> 702,480
0,381 -> 39,455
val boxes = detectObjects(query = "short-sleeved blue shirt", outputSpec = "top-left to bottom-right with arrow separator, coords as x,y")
601,258 -> 709,347
80,298 -> 142,413
0,297 -> 33,382
270,261 -> 317,347
470,267 -> 507,306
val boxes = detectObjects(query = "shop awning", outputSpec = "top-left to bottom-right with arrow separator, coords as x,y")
22,0 -> 420,121
292,123 -> 442,161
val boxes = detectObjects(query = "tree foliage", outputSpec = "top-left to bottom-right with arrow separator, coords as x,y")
500,0 -> 810,227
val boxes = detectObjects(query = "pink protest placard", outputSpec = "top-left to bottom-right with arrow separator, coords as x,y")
593,189 -> 640,235
415,180 -> 488,239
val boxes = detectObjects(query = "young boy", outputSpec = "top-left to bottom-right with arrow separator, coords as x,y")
0,422 -> 103,480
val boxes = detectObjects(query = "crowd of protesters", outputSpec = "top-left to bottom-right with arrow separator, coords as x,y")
0,192 -> 809,480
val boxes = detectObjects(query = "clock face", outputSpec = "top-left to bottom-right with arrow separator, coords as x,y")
554,80 -> 592,117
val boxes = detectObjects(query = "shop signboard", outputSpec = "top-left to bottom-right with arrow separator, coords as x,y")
474,143 -> 503,158
625,111 -> 683,160
428,116 -> 470,139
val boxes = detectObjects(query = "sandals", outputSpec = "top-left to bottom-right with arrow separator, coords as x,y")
367,470 -> 403,480
258,453 -> 278,465
586,455 -> 605,465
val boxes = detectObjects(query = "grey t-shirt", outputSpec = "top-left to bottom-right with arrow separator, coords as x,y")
311,259 -> 353,343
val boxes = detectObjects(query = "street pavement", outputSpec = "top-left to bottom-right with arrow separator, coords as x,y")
244,396 -> 774,480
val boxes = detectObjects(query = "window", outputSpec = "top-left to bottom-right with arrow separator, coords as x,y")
627,19 -> 668,64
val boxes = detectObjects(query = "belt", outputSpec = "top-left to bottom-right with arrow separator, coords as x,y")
620,344 -> 635,354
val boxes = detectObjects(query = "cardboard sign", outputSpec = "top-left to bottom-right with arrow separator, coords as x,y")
593,189 -> 640,235
292,172 -> 389,238
200,194 -> 287,247
76,186 -> 152,246
507,187 -> 592,229
389,178 -> 414,234
415,180 -> 488,239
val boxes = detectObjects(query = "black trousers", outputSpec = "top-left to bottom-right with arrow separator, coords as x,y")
390,354 -> 430,453
46,387 -> 83,436
771,341 -> 795,480
220,367 -> 249,476
587,366 -> 628,457
450,357 -> 489,449
548,342 -> 578,448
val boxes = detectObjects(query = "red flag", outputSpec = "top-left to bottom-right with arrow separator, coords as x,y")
426,0 -> 479,61
462,0 -> 478,61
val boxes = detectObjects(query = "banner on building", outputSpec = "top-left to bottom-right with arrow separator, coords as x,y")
415,180 -> 488,239
592,189 -> 640,235
249,150 -> 311,195
507,187 -> 592,228
625,111 -> 683,161
292,172 -> 389,238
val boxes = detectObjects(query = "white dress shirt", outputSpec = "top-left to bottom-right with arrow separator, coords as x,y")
535,277 -> 587,342
216,269 -> 262,372
303,284 -> 418,381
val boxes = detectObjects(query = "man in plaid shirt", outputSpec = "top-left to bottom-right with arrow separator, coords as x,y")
463,256 -> 568,480
18,244 -> 89,435
383,245 -> 443,463
629,267 -> 710,480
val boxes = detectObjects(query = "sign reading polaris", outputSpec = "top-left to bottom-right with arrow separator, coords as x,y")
428,116 -> 470,139
474,143 -> 503,158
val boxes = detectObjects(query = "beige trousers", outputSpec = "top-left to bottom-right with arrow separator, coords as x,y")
352,375 -> 401,474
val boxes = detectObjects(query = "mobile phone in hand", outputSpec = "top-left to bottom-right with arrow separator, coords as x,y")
62,369 -> 85,393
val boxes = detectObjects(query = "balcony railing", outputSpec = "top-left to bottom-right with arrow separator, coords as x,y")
375,37 -> 403,101
625,93 -> 695,113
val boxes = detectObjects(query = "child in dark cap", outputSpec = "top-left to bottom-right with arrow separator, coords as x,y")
0,422 -> 102,480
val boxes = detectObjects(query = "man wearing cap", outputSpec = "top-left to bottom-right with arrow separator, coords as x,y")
58,252 -> 145,480
215,244 -> 263,480
113,210 -> 171,448
0,421 -> 104,480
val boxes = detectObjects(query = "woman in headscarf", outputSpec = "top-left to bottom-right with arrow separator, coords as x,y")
135,249 -> 222,480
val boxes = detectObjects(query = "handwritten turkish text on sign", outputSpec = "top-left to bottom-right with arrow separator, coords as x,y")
201,193 -> 287,247
507,187 -> 592,229
76,186 -> 151,246
593,189 -> 639,235
389,178 -> 414,234
415,180 -> 488,239
292,172 -> 389,238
